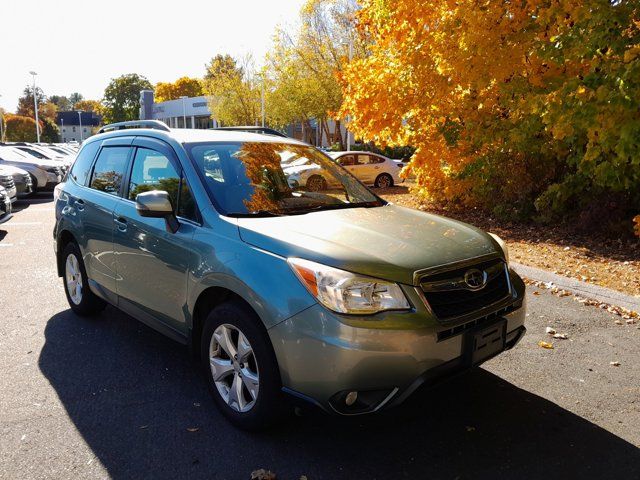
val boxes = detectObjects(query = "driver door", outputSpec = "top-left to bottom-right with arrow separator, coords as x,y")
112,137 -> 198,337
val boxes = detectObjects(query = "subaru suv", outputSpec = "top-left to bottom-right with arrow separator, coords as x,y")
54,120 -> 526,429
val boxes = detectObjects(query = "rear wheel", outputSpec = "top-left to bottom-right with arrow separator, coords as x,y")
306,175 -> 326,192
374,173 -> 393,189
62,242 -> 106,316
201,300 -> 284,430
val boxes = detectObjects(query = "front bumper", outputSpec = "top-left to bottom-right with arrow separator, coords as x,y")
269,270 -> 526,414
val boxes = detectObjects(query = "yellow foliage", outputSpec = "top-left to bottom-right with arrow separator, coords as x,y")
155,77 -> 203,102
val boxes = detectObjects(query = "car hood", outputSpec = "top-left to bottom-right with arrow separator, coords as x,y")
237,204 -> 500,285
0,165 -> 28,176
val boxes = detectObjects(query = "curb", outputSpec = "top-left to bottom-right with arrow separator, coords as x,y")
511,262 -> 640,313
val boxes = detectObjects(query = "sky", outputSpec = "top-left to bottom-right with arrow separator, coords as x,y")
0,0 -> 306,112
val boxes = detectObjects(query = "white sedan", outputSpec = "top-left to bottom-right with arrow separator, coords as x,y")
328,151 -> 403,189
283,151 -> 403,192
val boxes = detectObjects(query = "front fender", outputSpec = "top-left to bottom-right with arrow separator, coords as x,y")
186,229 -> 317,330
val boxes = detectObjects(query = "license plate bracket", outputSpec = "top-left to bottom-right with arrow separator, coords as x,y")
465,319 -> 507,366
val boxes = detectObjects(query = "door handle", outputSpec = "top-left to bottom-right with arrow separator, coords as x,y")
75,199 -> 85,211
114,217 -> 128,232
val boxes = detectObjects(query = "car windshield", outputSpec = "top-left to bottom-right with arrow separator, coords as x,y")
186,142 -> 385,216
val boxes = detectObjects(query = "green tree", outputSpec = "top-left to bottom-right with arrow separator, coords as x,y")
266,0 -> 363,147
41,119 -> 60,142
102,74 -> 153,124
49,95 -> 72,111
202,55 -> 261,126
69,92 -> 84,106
16,86 -> 47,119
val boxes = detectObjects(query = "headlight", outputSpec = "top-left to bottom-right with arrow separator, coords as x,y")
489,233 -> 509,266
288,258 -> 411,315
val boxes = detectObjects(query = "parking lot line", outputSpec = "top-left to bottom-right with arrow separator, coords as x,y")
1,222 -> 43,226
0,243 -> 14,247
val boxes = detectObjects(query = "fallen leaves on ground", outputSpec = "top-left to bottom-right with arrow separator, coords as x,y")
538,340 -> 554,349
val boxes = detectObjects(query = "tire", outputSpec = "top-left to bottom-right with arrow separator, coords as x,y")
306,175 -> 326,192
201,300 -> 284,430
374,173 -> 393,189
61,242 -> 106,316
28,174 -> 38,198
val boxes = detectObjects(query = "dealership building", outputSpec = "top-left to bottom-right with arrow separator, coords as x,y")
139,90 -> 345,147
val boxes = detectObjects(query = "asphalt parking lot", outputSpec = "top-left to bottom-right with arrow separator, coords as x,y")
1,195 -> 639,480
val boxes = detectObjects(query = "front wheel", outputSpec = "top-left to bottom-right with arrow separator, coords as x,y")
62,242 -> 106,316
374,173 -> 393,189
201,300 -> 284,430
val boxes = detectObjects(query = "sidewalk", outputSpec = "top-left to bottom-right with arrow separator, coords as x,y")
512,262 -> 640,313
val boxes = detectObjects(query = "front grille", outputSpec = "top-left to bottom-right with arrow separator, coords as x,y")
0,176 -> 15,190
420,257 -> 511,322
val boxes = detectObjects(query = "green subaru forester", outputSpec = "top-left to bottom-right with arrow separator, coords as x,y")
54,121 -> 526,429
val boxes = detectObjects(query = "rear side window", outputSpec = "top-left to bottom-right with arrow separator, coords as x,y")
69,141 -> 100,185
89,147 -> 130,195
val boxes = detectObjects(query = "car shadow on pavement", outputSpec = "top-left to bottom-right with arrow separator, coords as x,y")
39,307 -> 640,480
11,195 -> 53,213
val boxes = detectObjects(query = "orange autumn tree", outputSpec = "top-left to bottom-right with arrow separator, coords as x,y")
341,0 -> 640,232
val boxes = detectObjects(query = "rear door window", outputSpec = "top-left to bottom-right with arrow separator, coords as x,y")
69,141 -> 101,186
89,147 -> 131,195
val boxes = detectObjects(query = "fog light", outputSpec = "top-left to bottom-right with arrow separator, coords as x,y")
345,391 -> 358,406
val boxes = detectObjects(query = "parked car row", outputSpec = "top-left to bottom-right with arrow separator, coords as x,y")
0,142 -> 78,201
0,185 -> 12,224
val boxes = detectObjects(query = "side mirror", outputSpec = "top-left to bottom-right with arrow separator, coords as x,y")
135,190 -> 179,233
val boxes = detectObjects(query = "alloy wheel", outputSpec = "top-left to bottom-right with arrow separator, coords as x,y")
209,324 -> 260,413
65,253 -> 83,305
377,174 -> 391,188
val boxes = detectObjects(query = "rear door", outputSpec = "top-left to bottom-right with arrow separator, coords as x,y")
112,137 -> 199,336
81,137 -> 134,299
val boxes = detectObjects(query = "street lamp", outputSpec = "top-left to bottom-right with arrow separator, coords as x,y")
77,111 -> 83,142
261,74 -> 265,128
60,118 -> 64,142
29,71 -> 40,143
180,96 -> 187,128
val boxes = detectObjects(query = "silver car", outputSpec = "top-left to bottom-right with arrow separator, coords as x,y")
0,164 -> 33,199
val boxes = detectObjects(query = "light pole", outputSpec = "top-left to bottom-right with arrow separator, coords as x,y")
261,75 -> 265,128
77,111 -> 83,142
180,96 -> 187,128
61,118 -> 64,142
29,71 -> 40,142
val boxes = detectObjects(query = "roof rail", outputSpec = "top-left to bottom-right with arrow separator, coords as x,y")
98,120 -> 170,134
210,126 -> 288,138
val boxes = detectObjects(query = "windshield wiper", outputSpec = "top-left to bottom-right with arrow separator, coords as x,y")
230,210 -> 284,218
287,202 -> 383,214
